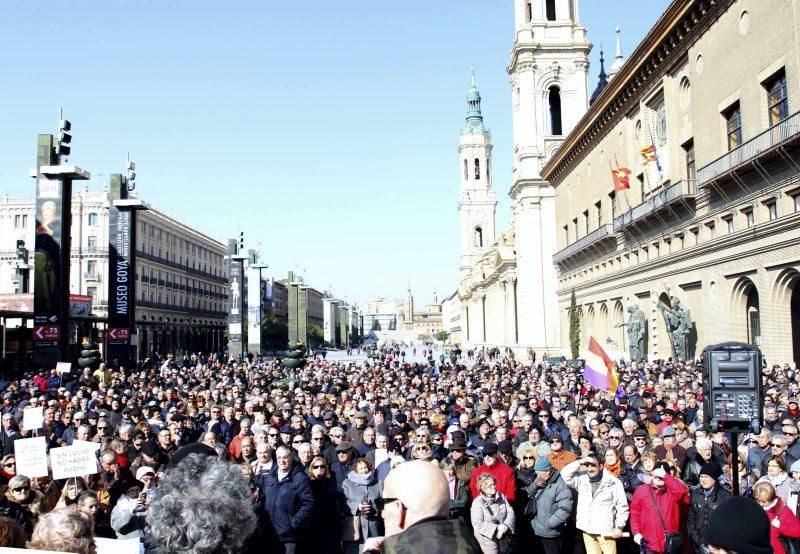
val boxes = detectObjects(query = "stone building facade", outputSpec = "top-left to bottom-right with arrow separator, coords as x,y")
543,0 -> 800,364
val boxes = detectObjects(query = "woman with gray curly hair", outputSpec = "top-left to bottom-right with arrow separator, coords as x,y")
28,506 -> 96,554
142,452 -> 257,553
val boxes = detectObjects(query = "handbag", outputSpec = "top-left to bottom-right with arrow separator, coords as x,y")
483,495 -> 517,554
647,487 -> 683,554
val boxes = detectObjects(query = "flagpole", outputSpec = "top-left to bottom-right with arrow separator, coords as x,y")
613,156 -> 632,211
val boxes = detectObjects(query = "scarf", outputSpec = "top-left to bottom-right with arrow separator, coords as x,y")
589,469 -> 605,483
347,470 -> 375,487
517,465 -> 537,486
605,460 -> 622,476
767,472 -> 788,488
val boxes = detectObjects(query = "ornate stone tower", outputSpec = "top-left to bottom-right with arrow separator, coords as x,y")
508,0 -> 590,352
458,70 -> 497,281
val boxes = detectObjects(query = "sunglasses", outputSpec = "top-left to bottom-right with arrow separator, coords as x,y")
523,456 -> 535,460
3,463 -> 15,468
312,437 -> 324,441
97,427 -> 108,431
11,486 -> 29,493
268,433 -> 279,437
292,440 -> 302,444
312,465 -> 326,470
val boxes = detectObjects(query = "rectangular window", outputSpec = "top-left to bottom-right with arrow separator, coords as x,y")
573,217 -> 578,238
767,202 -> 778,221
595,201 -> 602,226
683,139 -> 696,181
14,215 -> 20,228
638,174 -> 645,199
724,102 -> 742,150
766,70 -> 788,126
706,221 -> 716,239
583,210 -> 590,234
86,260 -> 97,278
608,191 -> 617,218
87,286 -> 97,299
744,210 -> 754,228
563,225 -> 569,246
794,194 -> 800,213
723,216 -> 734,234
87,236 -> 97,249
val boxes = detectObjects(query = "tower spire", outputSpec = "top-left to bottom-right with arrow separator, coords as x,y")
608,24 -> 625,80
590,45 -> 609,105
464,68 -> 486,133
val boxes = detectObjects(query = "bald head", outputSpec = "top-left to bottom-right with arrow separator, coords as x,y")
383,460 -> 448,535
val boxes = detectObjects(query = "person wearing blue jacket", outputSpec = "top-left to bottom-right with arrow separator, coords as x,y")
260,445 -> 314,553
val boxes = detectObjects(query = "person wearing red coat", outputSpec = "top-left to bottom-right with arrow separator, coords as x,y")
630,468 -> 689,553
468,443 -> 516,502
755,480 -> 800,554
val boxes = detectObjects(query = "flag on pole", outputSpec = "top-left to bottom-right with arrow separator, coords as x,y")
583,336 -> 619,392
611,166 -> 632,191
641,129 -> 664,174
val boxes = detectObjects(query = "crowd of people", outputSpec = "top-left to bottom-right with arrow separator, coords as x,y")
0,347 -> 796,553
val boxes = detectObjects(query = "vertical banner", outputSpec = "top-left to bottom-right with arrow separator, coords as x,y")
33,134 -> 71,369
339,305 -> 348,349
247,266 -> 262,355
227,258 -> 244,358
287,272 -> 298,344
107,176 -> 136,367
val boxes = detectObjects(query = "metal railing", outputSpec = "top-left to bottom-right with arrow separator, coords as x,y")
71,247 -> 109,255
613,179 -> 697,232
553,224 -> 614,264
697,110 -> 800,187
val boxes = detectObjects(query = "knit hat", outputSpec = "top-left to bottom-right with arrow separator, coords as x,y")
482,442 -> 498,456
534,457 -> 552,471
703,496 -> 771,554
699,462 -> 722,480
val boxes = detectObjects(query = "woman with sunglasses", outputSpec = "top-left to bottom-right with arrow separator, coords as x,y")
6,475 -> 45,526
306,456 -> 341,553
0,455 -> 16,485
513,446 -> 539,547
342,458 -> 383,554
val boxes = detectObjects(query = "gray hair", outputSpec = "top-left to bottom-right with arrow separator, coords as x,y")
148,454 -> 256,553
119,422 -> 135,435
695,438 -> 712,450
28,506 -> 96,554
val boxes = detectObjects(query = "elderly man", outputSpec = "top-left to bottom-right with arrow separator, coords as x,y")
252,443 -> 273,477
561,454 -> 628,554
259,445 -> 313,553
653,426 -> 687,469
361,460 -> 481,553
468,442 -> 516,502
630,466 -> 689,553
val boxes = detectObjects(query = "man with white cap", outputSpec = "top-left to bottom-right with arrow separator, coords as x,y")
653,426 -> 687,469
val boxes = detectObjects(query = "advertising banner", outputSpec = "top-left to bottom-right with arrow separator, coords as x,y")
107,175 -> 137,366
227,258 -> 244,356
69,294 -> 93,317
247,266 -> 262,355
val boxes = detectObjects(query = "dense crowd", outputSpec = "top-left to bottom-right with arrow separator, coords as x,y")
0,348 -> 796,553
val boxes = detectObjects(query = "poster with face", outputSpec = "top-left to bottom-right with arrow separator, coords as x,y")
34,178 -> 64,320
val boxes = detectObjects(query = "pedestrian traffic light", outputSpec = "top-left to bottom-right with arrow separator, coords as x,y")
16,240 -> 27,260
56,119 -> 72,156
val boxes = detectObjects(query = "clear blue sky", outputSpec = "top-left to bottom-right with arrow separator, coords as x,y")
0,0 -> 669,307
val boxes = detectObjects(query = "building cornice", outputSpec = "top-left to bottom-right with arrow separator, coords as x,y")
541,0 -> 733,188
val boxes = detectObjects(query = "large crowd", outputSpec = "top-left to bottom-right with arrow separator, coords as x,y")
0,347 -> 796,553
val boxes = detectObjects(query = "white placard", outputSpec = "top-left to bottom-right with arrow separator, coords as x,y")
373,448 -> 388,469
73,439 -> 101,452
50,444 -> 99,480
22,406 -> 43,431
56,362 -> 71,374
95,537 -> 141,554
14,437 -> 49,478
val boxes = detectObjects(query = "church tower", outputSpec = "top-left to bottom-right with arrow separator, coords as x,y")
458,70 -> 497,281
508,0 -> 590,352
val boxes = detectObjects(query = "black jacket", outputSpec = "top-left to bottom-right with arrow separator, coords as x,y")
687,484 -> 731,552
258,462 -> 314,544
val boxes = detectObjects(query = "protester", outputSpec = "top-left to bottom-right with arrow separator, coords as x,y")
753,481 -> 800,554
629,466 -> 690,552
470,473 -> 515,554
528,456 -> 574,554
28,506 -> 97,554
342,457 -> 383,554
687,462 -> 731,553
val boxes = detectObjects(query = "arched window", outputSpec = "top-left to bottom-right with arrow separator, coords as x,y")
549,86 -> 563,135
463,159 -> 468,180
474,227 -> 483,248
474,158 -> 481,180
546,0 -> 556,20
88,212 -> 98,226
525,1 -> 532,22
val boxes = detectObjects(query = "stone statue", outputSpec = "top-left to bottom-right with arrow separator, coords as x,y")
657,295 -> 693,360
616,305 -> 646,360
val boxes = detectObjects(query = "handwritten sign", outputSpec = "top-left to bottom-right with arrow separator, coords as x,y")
56,362 -> 71,374
14,437 -> 48,478
73,439 -> 101,452
50,444 -> 99,480
22,406 -> 43,430
94,537 -> 140,554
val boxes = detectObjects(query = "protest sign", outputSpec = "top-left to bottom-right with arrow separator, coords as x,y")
56,362 -> 71,374
73,439 -> 101,452
95,537 -> 140,554
14,437 -> 48,478
50,444 -> 99,480
22,406 -> 43,430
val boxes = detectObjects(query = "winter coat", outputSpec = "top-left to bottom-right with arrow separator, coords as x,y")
308,477 -> 341,553
259,462 -> 314,543
687,484 -> 731,553
560,459 -> 629,534
342,472 -> 383,542
765,498 -> 800,554
759,473 -> 793,506
381,517 -> 481,554
629,474 -> 690,554
682,454 -> 718,488
110,496 -> 147,539
469,461 -> 517,502
528,470 -> 573,538
470,493 -> 515,554
620,461 -> 646,499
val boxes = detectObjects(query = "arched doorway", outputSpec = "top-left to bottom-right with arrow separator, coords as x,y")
731,277 -> 760,346
775,269 -> 800,366
746,287 -> 760,345
612,301 -> 625,354
793,283 -> 800,366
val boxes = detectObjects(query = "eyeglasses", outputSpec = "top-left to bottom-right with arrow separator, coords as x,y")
97,427 -> 108,431
268,433 -> 279,437
374,497 -> 406,511
292,440 -> 303,444
312,465 -> 326,470
331,434 -> 344,439
771,443 -> 785,447
3,463 -> 15,468
523,456 -> 535,460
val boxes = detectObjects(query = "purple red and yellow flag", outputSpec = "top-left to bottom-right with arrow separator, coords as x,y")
583,336 -> 619,392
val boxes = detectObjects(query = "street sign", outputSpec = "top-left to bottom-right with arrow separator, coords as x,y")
33,325 -> 60,341
107,328 -> 129,342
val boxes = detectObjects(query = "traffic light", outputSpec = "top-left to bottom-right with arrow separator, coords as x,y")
56,119 -> 72,156
239,231 -> 244,254
16,240 -> 27,260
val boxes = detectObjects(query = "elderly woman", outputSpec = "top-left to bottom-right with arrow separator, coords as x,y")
342,457 -> 383,554
471,473 -> 515,554
0,454 -> 16,485
441,458 -> 470,521
758,455 -> 792,505
6,474 -> 45,524
110,478 -> 147,540
754,481 -> 800,554
603,447 -> 622,477
28,506 -> 96,554
306,456 -> 341,553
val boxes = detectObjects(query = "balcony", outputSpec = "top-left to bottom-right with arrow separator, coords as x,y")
553,224 -> 615,265
613,179 -> 697,232
698,110 -> 800,188
71,246 -> 109,256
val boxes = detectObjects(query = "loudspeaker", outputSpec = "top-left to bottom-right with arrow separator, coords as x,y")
702,341 -> 763,433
